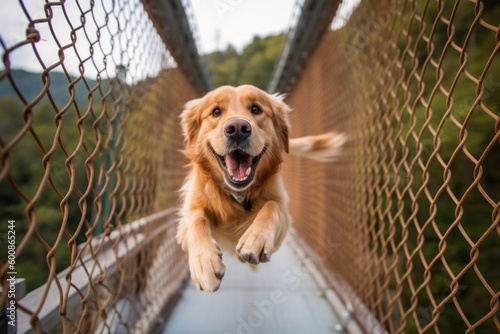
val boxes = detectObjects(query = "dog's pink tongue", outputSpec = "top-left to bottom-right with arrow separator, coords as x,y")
225,152 -> 252,179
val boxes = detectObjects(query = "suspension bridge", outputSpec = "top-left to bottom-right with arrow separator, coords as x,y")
0,0 -> 499,333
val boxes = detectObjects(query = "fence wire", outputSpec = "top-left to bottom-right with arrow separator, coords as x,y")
283,0 -> 499,333
0,0 -> 197,332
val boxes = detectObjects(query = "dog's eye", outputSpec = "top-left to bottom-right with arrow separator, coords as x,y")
212,107 -> 222,117
250,105 -> 261,115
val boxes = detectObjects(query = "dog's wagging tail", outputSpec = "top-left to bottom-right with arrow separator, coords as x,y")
176,85 -> 345,292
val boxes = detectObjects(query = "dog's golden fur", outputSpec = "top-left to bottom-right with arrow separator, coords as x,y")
176,85 -> 344,292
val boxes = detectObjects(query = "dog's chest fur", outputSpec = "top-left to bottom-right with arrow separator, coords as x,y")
179,166 -> 288,250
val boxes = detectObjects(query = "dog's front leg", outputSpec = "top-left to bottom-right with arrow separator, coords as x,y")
182,211 -> 226,292
236,201 -> 288,264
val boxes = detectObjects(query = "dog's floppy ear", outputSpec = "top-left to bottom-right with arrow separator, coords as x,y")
180,98 -> 202,145
270,93 -> 291,153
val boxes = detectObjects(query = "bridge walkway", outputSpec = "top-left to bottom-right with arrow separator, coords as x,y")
160,238 -> 347,334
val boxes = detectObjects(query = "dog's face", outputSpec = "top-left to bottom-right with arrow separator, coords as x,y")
181,85 -> 290,192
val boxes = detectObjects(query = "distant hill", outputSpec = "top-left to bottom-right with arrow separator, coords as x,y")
204,33 -> 286,89
0,69 -> 107,108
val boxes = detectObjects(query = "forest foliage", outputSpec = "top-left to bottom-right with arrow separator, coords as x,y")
204,33 -> 286,88
346,1 -> 500,332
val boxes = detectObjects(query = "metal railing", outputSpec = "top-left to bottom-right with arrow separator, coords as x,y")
279,0 -> 499,333
268,0 -> 342,94
0,0 -> 203,332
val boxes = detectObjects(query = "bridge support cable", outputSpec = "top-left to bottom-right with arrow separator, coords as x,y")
143,0 -> 212,94
268,0 -> 342,94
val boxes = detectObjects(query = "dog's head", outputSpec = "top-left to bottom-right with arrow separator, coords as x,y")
181,85 -> 291,192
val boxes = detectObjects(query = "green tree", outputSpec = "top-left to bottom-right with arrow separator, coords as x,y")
205,33 -> 286,88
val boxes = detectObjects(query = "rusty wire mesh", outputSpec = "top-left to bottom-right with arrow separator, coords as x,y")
0,0 -> 197,332
283,0 -> 499,333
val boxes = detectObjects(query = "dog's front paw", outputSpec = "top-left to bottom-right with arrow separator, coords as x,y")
189,243 -> 226,292
236,228 -> 273,264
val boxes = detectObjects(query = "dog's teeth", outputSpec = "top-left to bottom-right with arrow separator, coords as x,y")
231,175 -> 249,182
245,167 -> 251,176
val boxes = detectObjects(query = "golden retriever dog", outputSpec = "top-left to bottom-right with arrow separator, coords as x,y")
176,85 -> 344,292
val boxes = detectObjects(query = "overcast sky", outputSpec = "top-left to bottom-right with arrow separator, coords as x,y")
189,0 -> 296,54
0,0 -> 359,79
0,0 -> 297,77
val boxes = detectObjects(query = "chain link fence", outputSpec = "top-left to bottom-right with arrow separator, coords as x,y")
283,0 -> 499,333
0,0 -> 199,332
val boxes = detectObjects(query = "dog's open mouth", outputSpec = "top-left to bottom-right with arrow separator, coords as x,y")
211,146 -> 266,189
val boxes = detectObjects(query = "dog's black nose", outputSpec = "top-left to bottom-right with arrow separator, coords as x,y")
224,119 -> 252,143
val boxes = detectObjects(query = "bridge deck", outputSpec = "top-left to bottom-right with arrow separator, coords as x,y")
160,238 -> 348,334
